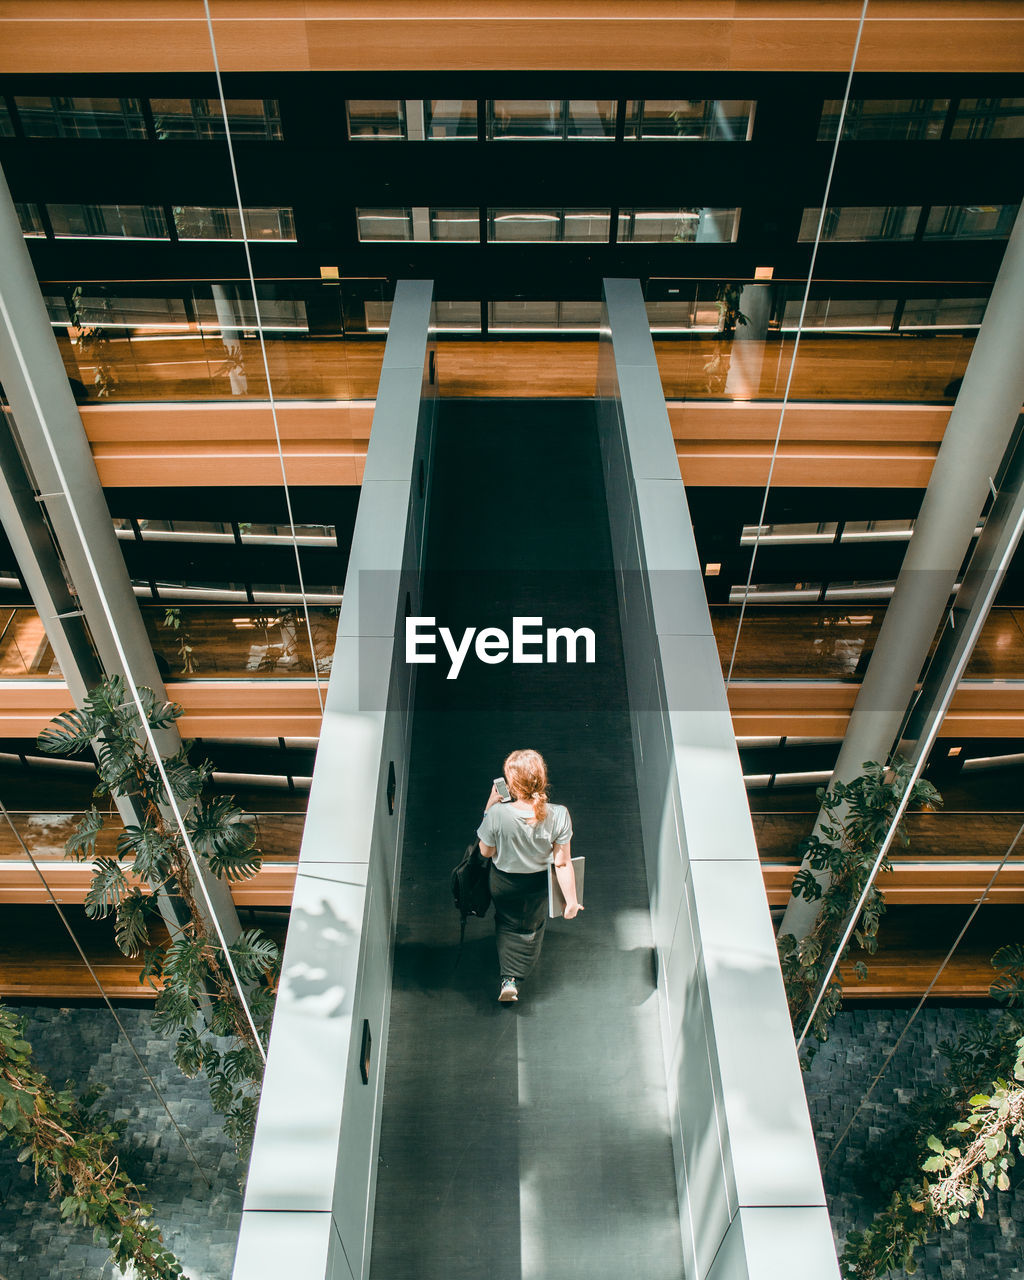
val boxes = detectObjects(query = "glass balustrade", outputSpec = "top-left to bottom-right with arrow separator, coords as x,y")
143,604 -> 338,680
751,808 -> 1024,863
0,607 -> 61,678
713,604 -> 1024,682
0,810 -> 302,862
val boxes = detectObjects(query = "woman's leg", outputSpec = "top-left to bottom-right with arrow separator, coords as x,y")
490,867 -> 549,980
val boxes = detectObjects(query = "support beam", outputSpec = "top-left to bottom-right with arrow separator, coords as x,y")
0,160 -> 239,944
780,204 -> 1024,939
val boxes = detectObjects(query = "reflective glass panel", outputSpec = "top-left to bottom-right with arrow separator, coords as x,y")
431,301 -> 482,331
565,100 -> 616,139
173,206 -> 296,241
818,98 -> 949,141
625,99 -> 755,141
15,203 -> 46,237
618,207 -> 740,243
740,522 -> 838,545
356,208 -> 412,241
488,209 -> 610,242
922,204 -> 1018,240
901,297 -> 988,327
150,98 -> 283,141
781,297 -> 896,330
15,95 -> 147,139
426,100 -> 477,139
952,98 -> 1024,140
489,100 -> 563,139
347,100 -> 405,139
0,101 -> 13,137
47,203 -> 168,239
429,208 -> 480,241
488,301 -> 601,331
800,205 -> 921,241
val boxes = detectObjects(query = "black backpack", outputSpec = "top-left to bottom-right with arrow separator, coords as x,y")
451,838 -> 492,953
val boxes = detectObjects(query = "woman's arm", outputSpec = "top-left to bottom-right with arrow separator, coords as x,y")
479,841 -> 496,860
484,783 -> 501,811
552,840 -> 582,919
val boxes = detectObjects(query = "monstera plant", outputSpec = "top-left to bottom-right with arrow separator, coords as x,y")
37,676 -> 280,1163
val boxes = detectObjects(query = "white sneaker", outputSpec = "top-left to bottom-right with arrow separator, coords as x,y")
499,977 -> 519,1003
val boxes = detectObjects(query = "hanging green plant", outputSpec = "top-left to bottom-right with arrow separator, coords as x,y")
0,1003 -> 182,1280
37,676 -> 279,1164
777,758 -> 942,1059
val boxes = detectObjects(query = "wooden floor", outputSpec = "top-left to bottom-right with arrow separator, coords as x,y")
63,331 -> 971,405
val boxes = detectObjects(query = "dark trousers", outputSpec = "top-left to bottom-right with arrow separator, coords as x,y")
489,865 -> 549,980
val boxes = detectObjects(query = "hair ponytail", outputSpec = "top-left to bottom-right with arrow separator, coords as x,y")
504,748 -> 549,824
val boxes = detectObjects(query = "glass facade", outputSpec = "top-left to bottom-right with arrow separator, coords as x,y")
800,205 -> 922,242
818,98 -> 950,141
488,209 -> 611,242
47,203 -> 168,239
150,98 -> 283,141
951,97 -> 1024,139
625,99 -> 755,140
488,99 -> 616,140
618,207 -> 740,243
172,205 -> 297,241
14,95 -> 147,138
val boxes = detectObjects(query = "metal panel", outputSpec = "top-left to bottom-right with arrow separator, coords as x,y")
234,281 -> 436,1280
598,278 -> 838,1280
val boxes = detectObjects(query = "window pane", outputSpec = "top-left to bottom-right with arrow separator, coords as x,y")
0,101 -> 13,137
16,203 -> 46,237
61,294 -> 189,330
15,96 -> 146,139
150,98 -> 282,141
489,100 -> 564,140
47,203 -> 168,239
429,208 -> 480,241
952,98 -> 1024,140
173,206 -> 296,241
562,210 -> 611,241
739,522 -> 838,546
901,296 -> 988,328
488,208 -> 610,242
565,100 -> 616,139
625,99 -> 755,141
923,204 -> 1018,240
426,100 -> 477,139
490,209 -> 560,241
347,100 -> 405,139
818,98 -> 949,141
619,207 -> 740,243
841,519 -> 915,543
356,208 -> 413,241
800,205 -> 921,242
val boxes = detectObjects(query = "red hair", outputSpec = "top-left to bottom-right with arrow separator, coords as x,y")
504,748 -> 549,823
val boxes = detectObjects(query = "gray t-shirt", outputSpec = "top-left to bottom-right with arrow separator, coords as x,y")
477,802 -> 573,874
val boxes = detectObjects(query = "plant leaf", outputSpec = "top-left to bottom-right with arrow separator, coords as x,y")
37,708 -> 97,756
84,858 -> 129,918
66,807 -> 105,861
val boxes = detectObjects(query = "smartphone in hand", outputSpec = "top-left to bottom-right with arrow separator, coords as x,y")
493,776 -> 512,803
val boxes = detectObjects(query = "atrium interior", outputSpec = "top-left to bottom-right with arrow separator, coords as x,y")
1,4 -> 1024,1280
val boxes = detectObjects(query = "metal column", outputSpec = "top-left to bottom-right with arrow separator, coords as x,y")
780,203 -> 1024,939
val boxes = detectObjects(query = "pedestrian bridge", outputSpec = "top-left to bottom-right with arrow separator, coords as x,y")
231,280 -> 839,1280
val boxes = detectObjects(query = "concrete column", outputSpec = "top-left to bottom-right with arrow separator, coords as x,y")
780,203 -> 1024,939
0,159 -> 240,944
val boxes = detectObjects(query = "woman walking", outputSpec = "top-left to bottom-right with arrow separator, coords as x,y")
476,748 -> 582,1003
